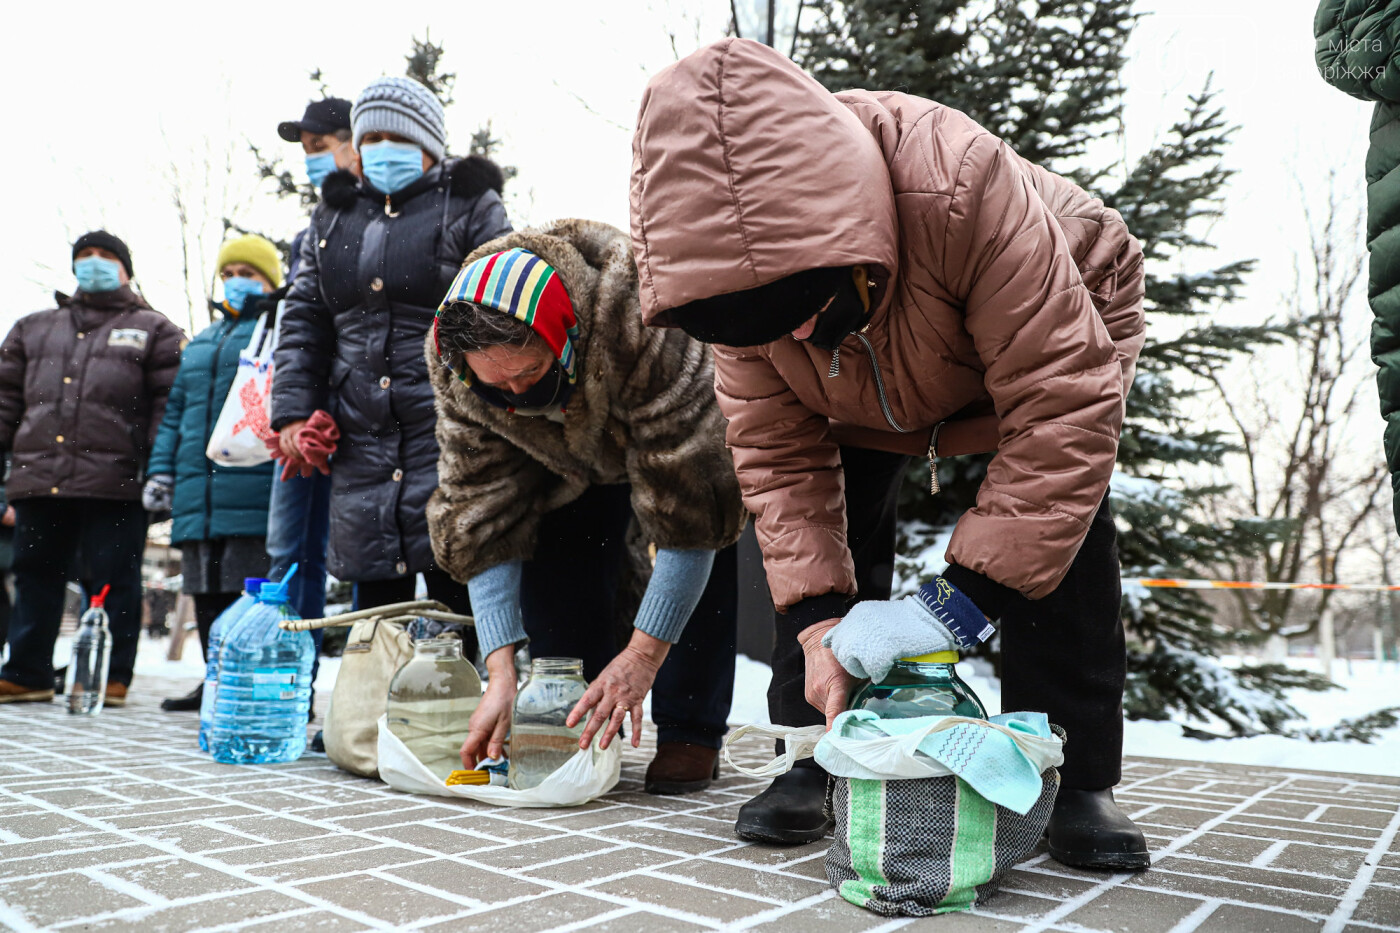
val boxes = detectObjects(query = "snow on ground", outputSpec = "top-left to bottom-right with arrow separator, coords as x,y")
726,652 -> 1400,778
25,628 -> 1388,777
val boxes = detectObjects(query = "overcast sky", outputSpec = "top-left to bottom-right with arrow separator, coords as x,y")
1,0 -> 1373,341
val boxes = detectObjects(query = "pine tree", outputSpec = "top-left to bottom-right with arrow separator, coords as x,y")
799,0 -> 1329,736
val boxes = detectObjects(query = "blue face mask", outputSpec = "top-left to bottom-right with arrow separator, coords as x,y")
222,276 -> 266,312
305,151 -> 337,188
360,140 -> 425,195
74,256 -> 123,293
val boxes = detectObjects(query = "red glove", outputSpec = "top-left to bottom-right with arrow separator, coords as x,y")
268,426 -> 314,481
296,410 -> 340,476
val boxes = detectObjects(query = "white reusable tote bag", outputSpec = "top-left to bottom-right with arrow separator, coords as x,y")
206,302 -> 281,468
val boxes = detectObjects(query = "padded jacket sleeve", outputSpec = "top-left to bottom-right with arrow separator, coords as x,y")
713,343 -> 855,614
270,215 -> 336,430
940,131 -> 1125,599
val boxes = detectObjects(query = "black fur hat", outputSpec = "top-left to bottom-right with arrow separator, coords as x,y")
72,230 -> 133,276
320,155 -> 506,210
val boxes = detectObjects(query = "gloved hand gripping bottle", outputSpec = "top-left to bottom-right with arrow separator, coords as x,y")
210,565 -> 314,764
198,577 -> 269,752
65,585 -> 113,716
386,634 -> 482,781
849,651 -> 988,720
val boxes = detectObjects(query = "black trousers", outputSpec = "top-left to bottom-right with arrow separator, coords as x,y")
193,592 -> 240,659
521,483 -> 738,749
0,575 -> 11,657
1,498 -> 147,689
769,447 -> 1127,790
355,569 -> 477,661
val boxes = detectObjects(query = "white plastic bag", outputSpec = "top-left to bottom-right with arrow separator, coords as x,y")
723,711 -> 1064,815
376,715 -> 622,808
206,305 -> 279,468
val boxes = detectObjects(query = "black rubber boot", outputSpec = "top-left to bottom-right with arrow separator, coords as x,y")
1047,788 -> 1151,871
160,683 -> 203,712
735,767 -> 834,845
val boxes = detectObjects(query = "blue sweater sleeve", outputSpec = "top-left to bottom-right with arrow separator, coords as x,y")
634,548 -> 715,643
467,561 -> 526,659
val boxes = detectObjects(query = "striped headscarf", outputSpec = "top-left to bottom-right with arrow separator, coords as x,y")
434,248 -> 581,386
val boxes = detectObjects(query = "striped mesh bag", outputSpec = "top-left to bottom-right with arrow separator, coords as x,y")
824,766 -> 1059,915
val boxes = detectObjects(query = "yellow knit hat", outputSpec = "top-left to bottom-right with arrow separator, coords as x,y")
216,234 -> 283,288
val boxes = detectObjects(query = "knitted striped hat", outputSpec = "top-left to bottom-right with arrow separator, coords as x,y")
435,248 -> 580,386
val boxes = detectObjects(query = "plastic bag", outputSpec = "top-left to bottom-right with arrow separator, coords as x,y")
376,715 -> 621,808
723,712 -> 1063,815
207,305 -> 279,468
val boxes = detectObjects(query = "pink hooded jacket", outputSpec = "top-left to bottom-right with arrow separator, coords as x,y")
630,39 -> 1145,614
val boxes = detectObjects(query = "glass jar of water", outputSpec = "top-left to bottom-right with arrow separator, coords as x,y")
509,657 -> 588,790
386,636 -> 482,780
849,651 -> 988,719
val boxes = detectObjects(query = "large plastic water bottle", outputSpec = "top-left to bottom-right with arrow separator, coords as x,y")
209,567 -> 314,764
65,586 -> 113,716
198,577 -> 268,751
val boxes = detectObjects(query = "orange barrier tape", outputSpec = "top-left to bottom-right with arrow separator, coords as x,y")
1135,578 -> 1400,591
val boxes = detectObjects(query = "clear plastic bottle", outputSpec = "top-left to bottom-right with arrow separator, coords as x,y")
198,577 -> 268,752
509,657 -> 588,790
849,651 -> 988,720
209,567 -> 314,764
65,585 -> 112,716
387,635 -> 482,780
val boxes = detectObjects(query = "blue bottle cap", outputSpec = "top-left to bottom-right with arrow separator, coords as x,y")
257,564 -> 298,604
244,577 -> 269,593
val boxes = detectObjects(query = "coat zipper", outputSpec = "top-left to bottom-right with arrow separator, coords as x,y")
203,318 -> 239,540
856,333 -> 911,434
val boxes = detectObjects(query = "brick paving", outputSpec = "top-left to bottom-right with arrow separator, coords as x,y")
1,674 -> 1398,932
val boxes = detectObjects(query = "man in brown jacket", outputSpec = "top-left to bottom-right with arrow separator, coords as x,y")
0,231 -> 183,705
630,39 -> 1149,870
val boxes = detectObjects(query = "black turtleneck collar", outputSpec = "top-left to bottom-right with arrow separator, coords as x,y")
61,284 -> 147,311
206,283 -> 285,321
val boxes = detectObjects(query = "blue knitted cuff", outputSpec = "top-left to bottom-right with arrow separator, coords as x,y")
467,562 -> 527,659
916,575 -> 996,649
634,590 -> 691,643
633,548 -> 714,643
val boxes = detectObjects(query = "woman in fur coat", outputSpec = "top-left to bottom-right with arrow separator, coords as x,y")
428,219 -> 746,795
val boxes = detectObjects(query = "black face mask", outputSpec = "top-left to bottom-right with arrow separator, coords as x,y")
805,273 -> 873,351
475,359 -> 575,412
663,266 -> 872,349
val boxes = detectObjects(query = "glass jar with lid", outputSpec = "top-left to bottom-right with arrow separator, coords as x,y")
848,651 -> 988,720
386,636 -> 482,780
509,657 -> 588,790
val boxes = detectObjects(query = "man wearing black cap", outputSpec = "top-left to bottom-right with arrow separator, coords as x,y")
0,232 -> 183,706
280,100 -> 356,194
261,99 -> 357,670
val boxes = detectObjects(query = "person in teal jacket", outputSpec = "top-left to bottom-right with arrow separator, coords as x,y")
145,235 -> 281,711
1316,1 -> 1400,533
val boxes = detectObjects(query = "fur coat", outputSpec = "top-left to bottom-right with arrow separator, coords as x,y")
426,218 -> 745,582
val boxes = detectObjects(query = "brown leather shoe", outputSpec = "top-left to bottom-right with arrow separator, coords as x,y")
0,679 -> 55,704
645,742 -> 721,795
104,683 -> 128,708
